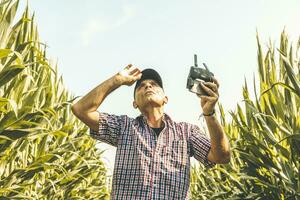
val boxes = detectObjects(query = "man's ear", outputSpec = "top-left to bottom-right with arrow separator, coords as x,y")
133,101 -> 138,109
163,96 -> 168,105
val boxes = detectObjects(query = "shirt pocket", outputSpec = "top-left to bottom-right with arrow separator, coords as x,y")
170,139 -> 188,168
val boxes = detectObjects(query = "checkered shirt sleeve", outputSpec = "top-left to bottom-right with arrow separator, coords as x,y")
89,112 -> 126,147
189,125 -> 216,168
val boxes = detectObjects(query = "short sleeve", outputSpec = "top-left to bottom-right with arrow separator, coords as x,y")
89,112 -> 127,147
189,125 -> 215,168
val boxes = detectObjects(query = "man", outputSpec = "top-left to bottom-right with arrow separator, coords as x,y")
71,64 -> 231,199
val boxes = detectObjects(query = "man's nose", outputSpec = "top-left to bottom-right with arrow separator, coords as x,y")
145,83 -> 152,89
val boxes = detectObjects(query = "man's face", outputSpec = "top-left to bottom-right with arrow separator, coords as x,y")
133,79 -> 167,109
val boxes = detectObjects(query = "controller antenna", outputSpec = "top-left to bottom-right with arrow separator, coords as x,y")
194,54 -> 198,67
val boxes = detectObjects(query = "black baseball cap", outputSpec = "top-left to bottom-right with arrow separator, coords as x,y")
134,68 -> 163,97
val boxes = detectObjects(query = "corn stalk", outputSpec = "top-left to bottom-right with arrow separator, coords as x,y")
0,1 -> 109,199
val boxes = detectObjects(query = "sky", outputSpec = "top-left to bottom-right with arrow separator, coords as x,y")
17,0 -> 300,173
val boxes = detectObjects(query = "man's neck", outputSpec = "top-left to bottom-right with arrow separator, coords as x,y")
141,107 -> 164,128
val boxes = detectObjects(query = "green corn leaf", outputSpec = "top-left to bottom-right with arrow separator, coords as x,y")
0,129 -> 30,140
0,64 -> 25,88
0,0 -> 11,7
0,48 -> 11,59
280,54 -> 300,96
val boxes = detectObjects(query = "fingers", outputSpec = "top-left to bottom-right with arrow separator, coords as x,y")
124,64 -> 141,75
124,64 -> 137,73
130,67 -> 141,76
124,64 -> 132,70
122,64 -> 142,82
201,82 -> 219,97
202,82 -> 218,93
212,77 -> 220,88
132,70 -> 142,81
136,73 -> 142,80
130,67 -> 142,81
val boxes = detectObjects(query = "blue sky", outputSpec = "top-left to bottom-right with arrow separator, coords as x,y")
18,0 -> 300,172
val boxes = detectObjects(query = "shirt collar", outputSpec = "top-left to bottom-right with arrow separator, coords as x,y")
136,113 -> 174,128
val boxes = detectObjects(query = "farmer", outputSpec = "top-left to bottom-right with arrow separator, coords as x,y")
71,64 -> 231,199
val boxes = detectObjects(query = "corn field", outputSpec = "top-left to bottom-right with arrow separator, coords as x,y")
1,0 -> 299,200
0,1 -> 109,199
190,32 -> 300,199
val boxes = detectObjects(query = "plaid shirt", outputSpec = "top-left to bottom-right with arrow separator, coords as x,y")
90,112 -> 215,200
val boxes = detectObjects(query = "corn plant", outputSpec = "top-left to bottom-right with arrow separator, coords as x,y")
0,0 -> 109,199
191,31 -> 300,200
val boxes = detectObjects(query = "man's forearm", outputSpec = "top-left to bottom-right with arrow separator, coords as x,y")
205,115 -> 231,163
72,74 -> 122,114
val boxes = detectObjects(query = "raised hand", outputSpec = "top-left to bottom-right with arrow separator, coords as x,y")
117,64 -> 142,86
197,77 -> 220,115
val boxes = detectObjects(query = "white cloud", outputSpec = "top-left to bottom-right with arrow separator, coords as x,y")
81,4 -> 136,46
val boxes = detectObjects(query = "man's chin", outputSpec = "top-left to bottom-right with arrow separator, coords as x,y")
144,98 -> 163,107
